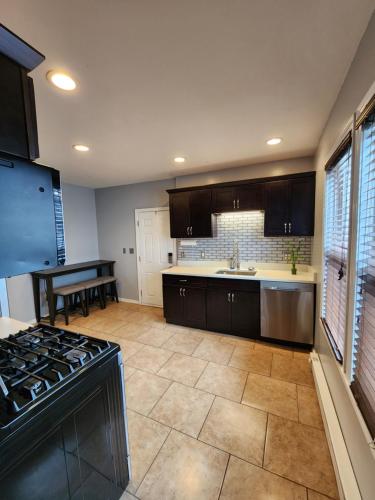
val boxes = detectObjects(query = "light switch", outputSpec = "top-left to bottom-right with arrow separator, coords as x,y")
123,248 -> 126,254
129,248 -> 134,254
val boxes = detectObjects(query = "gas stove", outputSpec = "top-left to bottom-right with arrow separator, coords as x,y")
0,324 -> 113,428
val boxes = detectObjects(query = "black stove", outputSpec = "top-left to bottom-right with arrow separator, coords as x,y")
0,325 -> 112,428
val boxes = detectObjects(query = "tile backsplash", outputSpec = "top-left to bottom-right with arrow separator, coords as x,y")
177,211 -> 312,264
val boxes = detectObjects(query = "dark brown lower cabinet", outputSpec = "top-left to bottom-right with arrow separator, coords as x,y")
163,280 -> 206,329
206,285 -> 260,339
163,275 -> 260,339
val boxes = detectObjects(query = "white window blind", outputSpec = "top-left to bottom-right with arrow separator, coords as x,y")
351,110 -> 375,437
322,135 -> 352,362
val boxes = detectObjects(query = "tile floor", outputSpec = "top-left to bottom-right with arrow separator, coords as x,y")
54,301 -> 338,500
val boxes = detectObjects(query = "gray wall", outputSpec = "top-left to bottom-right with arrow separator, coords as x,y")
176,156 -> 314,188
6,183 -> 100,322
312,12 -> 375,499
95,178 -> 176,301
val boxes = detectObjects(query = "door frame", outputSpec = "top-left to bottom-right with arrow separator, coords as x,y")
135,207 -> 176,307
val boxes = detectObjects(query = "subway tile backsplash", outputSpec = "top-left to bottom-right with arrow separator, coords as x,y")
177,211 -> 312,264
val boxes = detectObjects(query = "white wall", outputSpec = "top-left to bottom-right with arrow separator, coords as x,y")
6,183 -> 100,322
312,12 -> 375,500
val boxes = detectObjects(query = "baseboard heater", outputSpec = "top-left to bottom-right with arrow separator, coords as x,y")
310,352 -> 361,500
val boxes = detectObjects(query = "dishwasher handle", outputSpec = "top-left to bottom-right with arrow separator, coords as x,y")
263,286 -> 302,292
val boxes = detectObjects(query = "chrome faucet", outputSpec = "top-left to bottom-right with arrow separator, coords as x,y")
229,242 -> 240,270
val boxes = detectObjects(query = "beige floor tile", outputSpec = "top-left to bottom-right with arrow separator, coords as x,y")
272,354 -> 315,387
242,373 -> 298,421
114,322 -> 151,340
125,345 -> 173,373
196,362 -> 248,402
137,327 -> 175,347
125,369 -> 171,415
220,456 -> 307,500
220,336 -> 255,348
158,353 -> 208,386
124,365 -> 136,380
126,410 -> 170,494
115,339 -> 144,361
229,346 -> 272,375
307,490 -> 335,500
136,430 -> 228,500
264,414 -> 339,498
162,332 -> 203,355
150,382 -> 214,437
199,397 -> 267,465
297,386 -> 324,429
193,338 -> 234,365
294,349 -> 311,360
120,491 -> 138,500
164,323 -> 191,334
88,316 -> 128,334
255,341 -> 294,358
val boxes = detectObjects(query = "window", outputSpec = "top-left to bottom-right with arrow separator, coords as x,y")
351,109 -> 375,437
321,134 -> 352,362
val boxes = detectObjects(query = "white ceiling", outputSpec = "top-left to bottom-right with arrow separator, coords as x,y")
1,0 -> 374,188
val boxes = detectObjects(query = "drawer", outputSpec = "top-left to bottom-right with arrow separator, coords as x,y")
162,274 -> 207,288
207,277 -> 260,292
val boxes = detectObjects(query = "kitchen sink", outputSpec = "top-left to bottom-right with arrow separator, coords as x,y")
216,269 -> 257,276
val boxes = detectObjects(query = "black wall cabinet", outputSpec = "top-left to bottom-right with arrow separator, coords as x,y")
169,189 -> 214,238
0,52 -> 39,160
168,172 -> 315,239
264,174 -> 315,236
212,183 -> 264,212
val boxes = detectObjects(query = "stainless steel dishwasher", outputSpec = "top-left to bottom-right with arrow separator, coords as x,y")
261,281 -> 314,344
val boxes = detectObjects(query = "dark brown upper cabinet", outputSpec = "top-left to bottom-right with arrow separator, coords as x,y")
264,174 -> 315,236
0,25 -> 45,160
169,189 -> 214,238
212,183 -> 264,213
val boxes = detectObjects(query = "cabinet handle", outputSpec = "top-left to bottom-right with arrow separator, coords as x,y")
231,292 -> 235,302
284,222 -> 287,234
183,288 -> 186,296
179,287 -> 182,296
233,199 -> 236,209
186,227 -> 189,236
289,222 -> 292,234
237,199 -> 239,209
227,292 -> 231,302
190,226 -> 193,236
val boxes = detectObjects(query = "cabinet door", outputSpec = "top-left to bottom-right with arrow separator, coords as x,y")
236,183 -> 264,211
212,187 -> 236,213
169,192 -> 190,238
206,288 -> 231,333
189,189 -> 213,237
231,290 -> 260,339
163,285 -> 184,323
264,180 -> 290,236
289,176 -> 315,236
183,287 -> 206,329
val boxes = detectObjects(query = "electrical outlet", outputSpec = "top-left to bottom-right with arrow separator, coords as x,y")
123,248 -> 126,254
129,248 -> 134,254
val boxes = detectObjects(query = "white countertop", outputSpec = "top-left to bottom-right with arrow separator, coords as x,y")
162,265 -> 317,283
0,317 -> 31,339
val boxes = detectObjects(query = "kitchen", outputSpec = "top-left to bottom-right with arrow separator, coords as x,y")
0,2 -> 375,500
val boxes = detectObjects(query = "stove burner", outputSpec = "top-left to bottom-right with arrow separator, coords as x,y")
64,349 -> 87,364
0,324 -> 112,424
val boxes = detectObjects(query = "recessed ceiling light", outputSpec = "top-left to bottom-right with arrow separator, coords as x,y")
174,156 -> 186,164
47,70 -> 77,91
266,137 -> 282,145
73,144 -> 90,152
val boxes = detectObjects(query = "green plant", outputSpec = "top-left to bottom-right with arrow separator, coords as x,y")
287,241 -> 301,274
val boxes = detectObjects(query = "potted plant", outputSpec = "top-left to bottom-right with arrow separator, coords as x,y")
288,241 -> 301,275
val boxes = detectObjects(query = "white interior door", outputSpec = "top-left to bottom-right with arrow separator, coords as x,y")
136,208 -> 175,307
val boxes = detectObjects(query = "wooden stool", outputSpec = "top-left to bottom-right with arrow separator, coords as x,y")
80,278 -> 106,315
98,276 -> 119,305
53,283 -> 86,325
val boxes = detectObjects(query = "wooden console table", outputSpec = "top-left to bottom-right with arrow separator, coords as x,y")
31,260 -> 115,325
